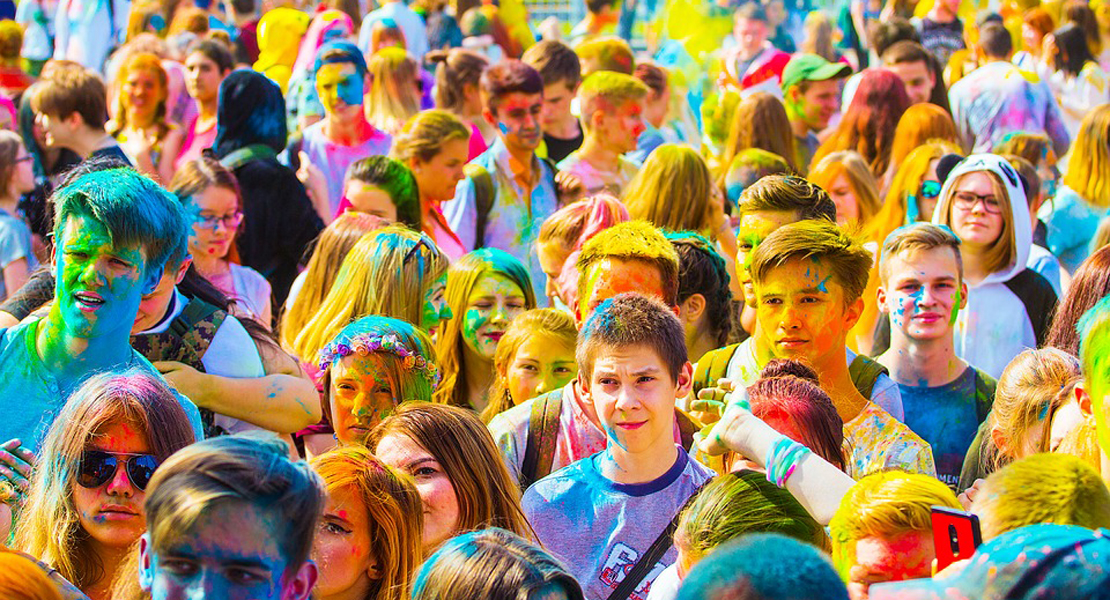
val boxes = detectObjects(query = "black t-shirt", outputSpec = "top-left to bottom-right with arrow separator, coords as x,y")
89,144 -> 132,165
544,129 -> 584,164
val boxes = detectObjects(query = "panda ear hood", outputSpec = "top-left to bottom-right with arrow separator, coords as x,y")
932,153 -> 1032,285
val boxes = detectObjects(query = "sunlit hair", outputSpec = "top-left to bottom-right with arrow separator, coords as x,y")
735,174 -> 836,221
366,47 -> 422,135
390,109 -> 471,166
574,36 -> 635,76
0,130 -> 25,196
14,371 -> 196,590
972,453 -> 1110,541
292,225 -> 448,362
750,219 -> 872,305
538,195 -> 630,251
433,248 -> 536,407
1005,155 -> 1041,207
934,169 -> 1017,275
801,11 -> 836,62
982,348 -> 1081,472
427,48 -> 488,114
521,39 -> 581,87
622,144 -> 717,235
1024,7 -> 1056,40
1063,104 -> 1110,208
0,550 -> 64,600
317,316 -> 438,430
168,155 -> 242,265
279,212 -> 388,353
486,308 -> 577,422
344,156 -> 421,230
577,293 -> 687,384
110,52 -> 169,136
1046,246 -> 1110,355
31,66 -> 108,129
310,446 -> 424,600
829,471 -> 960,580
748,359 -> 845,470
722,92 -> 797,174
879,222 -> 964,284
412,528 -> 583,600
887,104 -> 961,177
807,150 -> 882,225
368,403 -> 535,542
575,220 -> 680,308
811,69 -> 911,177
722,149 -> 793,207
994,132 -> 1056,170
868,140 -> 961,245
577,71 -> 648,132
676,471 -> 830,569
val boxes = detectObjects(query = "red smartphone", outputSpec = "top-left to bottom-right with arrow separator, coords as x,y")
931,507 -> 982,572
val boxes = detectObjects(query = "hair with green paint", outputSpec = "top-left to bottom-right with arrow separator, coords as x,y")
53,164 -> 187,274
750,219 -> 872,305
1080,295 -> 1110,451
577,292 -> 687,384
575,220 -> 680,308
344,156 -> 422,230
433,248 -> 536,407
577,71 -> 648,132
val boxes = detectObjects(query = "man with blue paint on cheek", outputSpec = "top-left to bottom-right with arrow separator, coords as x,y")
873,224 -> 997,491
289,39 -> 392,219
138,435 -> 321,600
0,162 -> 203,495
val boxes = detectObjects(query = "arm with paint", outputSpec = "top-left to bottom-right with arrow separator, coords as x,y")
700,389 -> 854,525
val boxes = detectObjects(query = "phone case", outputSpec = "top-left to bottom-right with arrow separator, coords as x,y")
931,506 -> 982,572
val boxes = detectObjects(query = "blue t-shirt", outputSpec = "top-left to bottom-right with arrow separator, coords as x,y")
898,367 -> 983,489
0,209 -> 36,299
522,447 -> 713,600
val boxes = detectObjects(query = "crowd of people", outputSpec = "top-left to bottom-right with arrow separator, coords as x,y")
0,0 -> 1108,596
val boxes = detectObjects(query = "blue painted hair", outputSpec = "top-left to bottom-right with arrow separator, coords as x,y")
53,165 -> 187,273
213,70 -> 288,156
313,39 -> 368,78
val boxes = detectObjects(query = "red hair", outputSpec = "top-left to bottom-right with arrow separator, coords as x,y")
748,359 -> 846,470
811,69 -> 911,177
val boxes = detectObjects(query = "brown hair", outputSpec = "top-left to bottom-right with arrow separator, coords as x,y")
368,403 -> 535,540
391,109 -> 472,165
537,194 -> 630,250
31,67 -> 109,129
485,308 -> 577,422
576,292 -> 688,383
521,39 -> 581,88
750,219 -> 872,305
479,59 -> 543,114
736,175 -> 837,221
0,130 -> 24,196
878,221 -> 963,283
1003,154 -> 1041,207
749,361 -> 845,470
723,92 -> 797,174
1046,245 -> 1110,355
111,52 -> 169,137
1023,7 -> 1056,38
633,62 -> 668,97
428,48 -> 488,114
811,69 -> 911,177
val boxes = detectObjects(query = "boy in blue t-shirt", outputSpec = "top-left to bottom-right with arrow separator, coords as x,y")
874,223 -> 995,489
522,292 -> 713,600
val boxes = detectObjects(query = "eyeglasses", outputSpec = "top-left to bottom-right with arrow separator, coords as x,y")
195,211 -> 244,231
920,180 -> 942,200
953,191 -> 1002,214
76,450 -> 160,491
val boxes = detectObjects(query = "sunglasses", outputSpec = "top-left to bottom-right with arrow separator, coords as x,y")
920,180 -> 942,200
77,450 -> 160,491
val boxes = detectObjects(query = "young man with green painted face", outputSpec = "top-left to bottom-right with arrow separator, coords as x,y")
781,54 -> 849,173
873,223 -> 996,489
0,165 -> 203,458
1077,295 -> 1110,485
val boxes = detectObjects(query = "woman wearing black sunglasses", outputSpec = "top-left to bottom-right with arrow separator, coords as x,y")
10,370 -> 197,600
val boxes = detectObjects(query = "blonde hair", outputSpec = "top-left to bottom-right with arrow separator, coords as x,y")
110,52 -> 170,137
972,453 -> 1110,541
577,71 -> 649,131
0,551 -> 64,600
829,471 -> 961,580
1063,104 -> 1110,208
722,92 -> 797,175
279,212 -> 389,353
310,446 -> 424,600
574,36 -> 634,76
984,348 -> 1081,471
14,371 -> 197,590
433,249 -> 536,407
368,403 -> 535,542
934,170 -> 1017,276
868,140 -> 961,245
622,144 -> 716,235
887,104 -> 961,177
484,308 -> 577,422
801,11 -> 836,62
366,47 -> 422,135
291,225 -> 448,362
808,150 -> 882,225
390,109 -> 471,165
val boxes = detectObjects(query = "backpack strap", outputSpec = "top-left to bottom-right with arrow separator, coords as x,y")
1001,268 -> 1058,347
605,477 -> 711,600
465,163 -> 495,250
220,143 -> 278,171
848,354 -> 889,400
692,343 -> 740,398
519,389 -> 563,491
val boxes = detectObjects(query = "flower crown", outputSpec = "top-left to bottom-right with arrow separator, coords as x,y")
317,333 -> 440,387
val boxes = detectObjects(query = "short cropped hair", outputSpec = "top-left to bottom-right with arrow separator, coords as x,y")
578,292 -> 687,383
668,232 -> 733,347
480,59 -> 543,114
979,21 -> 1014,59
144,434 -> 325,575
750,219 -> 872,304
879,222 -> 963,283
31,67 -> 108,128
881,40 -> 931,66
733,2 -> 768,23
867,17 -> 919,57
578,71 -> 648,131
522,40 -> 582,88
678,533 -> 847,600
313,39 -> 368,78
575,36 -> 634,76
633,62 -> 668,96
53,164 -> 187,272
736,175 -> 837,221
576,220 -> 680,307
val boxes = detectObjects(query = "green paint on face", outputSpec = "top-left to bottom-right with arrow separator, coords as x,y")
460,272 -> 526,361
950,286 -> 961,325
420,274 -> 452,333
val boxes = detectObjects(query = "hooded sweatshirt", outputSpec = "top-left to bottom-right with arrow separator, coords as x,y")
933,154 -> 1058,379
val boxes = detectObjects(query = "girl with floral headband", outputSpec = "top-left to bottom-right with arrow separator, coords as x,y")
316,316 -> 439,451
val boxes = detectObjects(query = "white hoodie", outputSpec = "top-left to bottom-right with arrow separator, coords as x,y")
933,154 -> 1043,379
